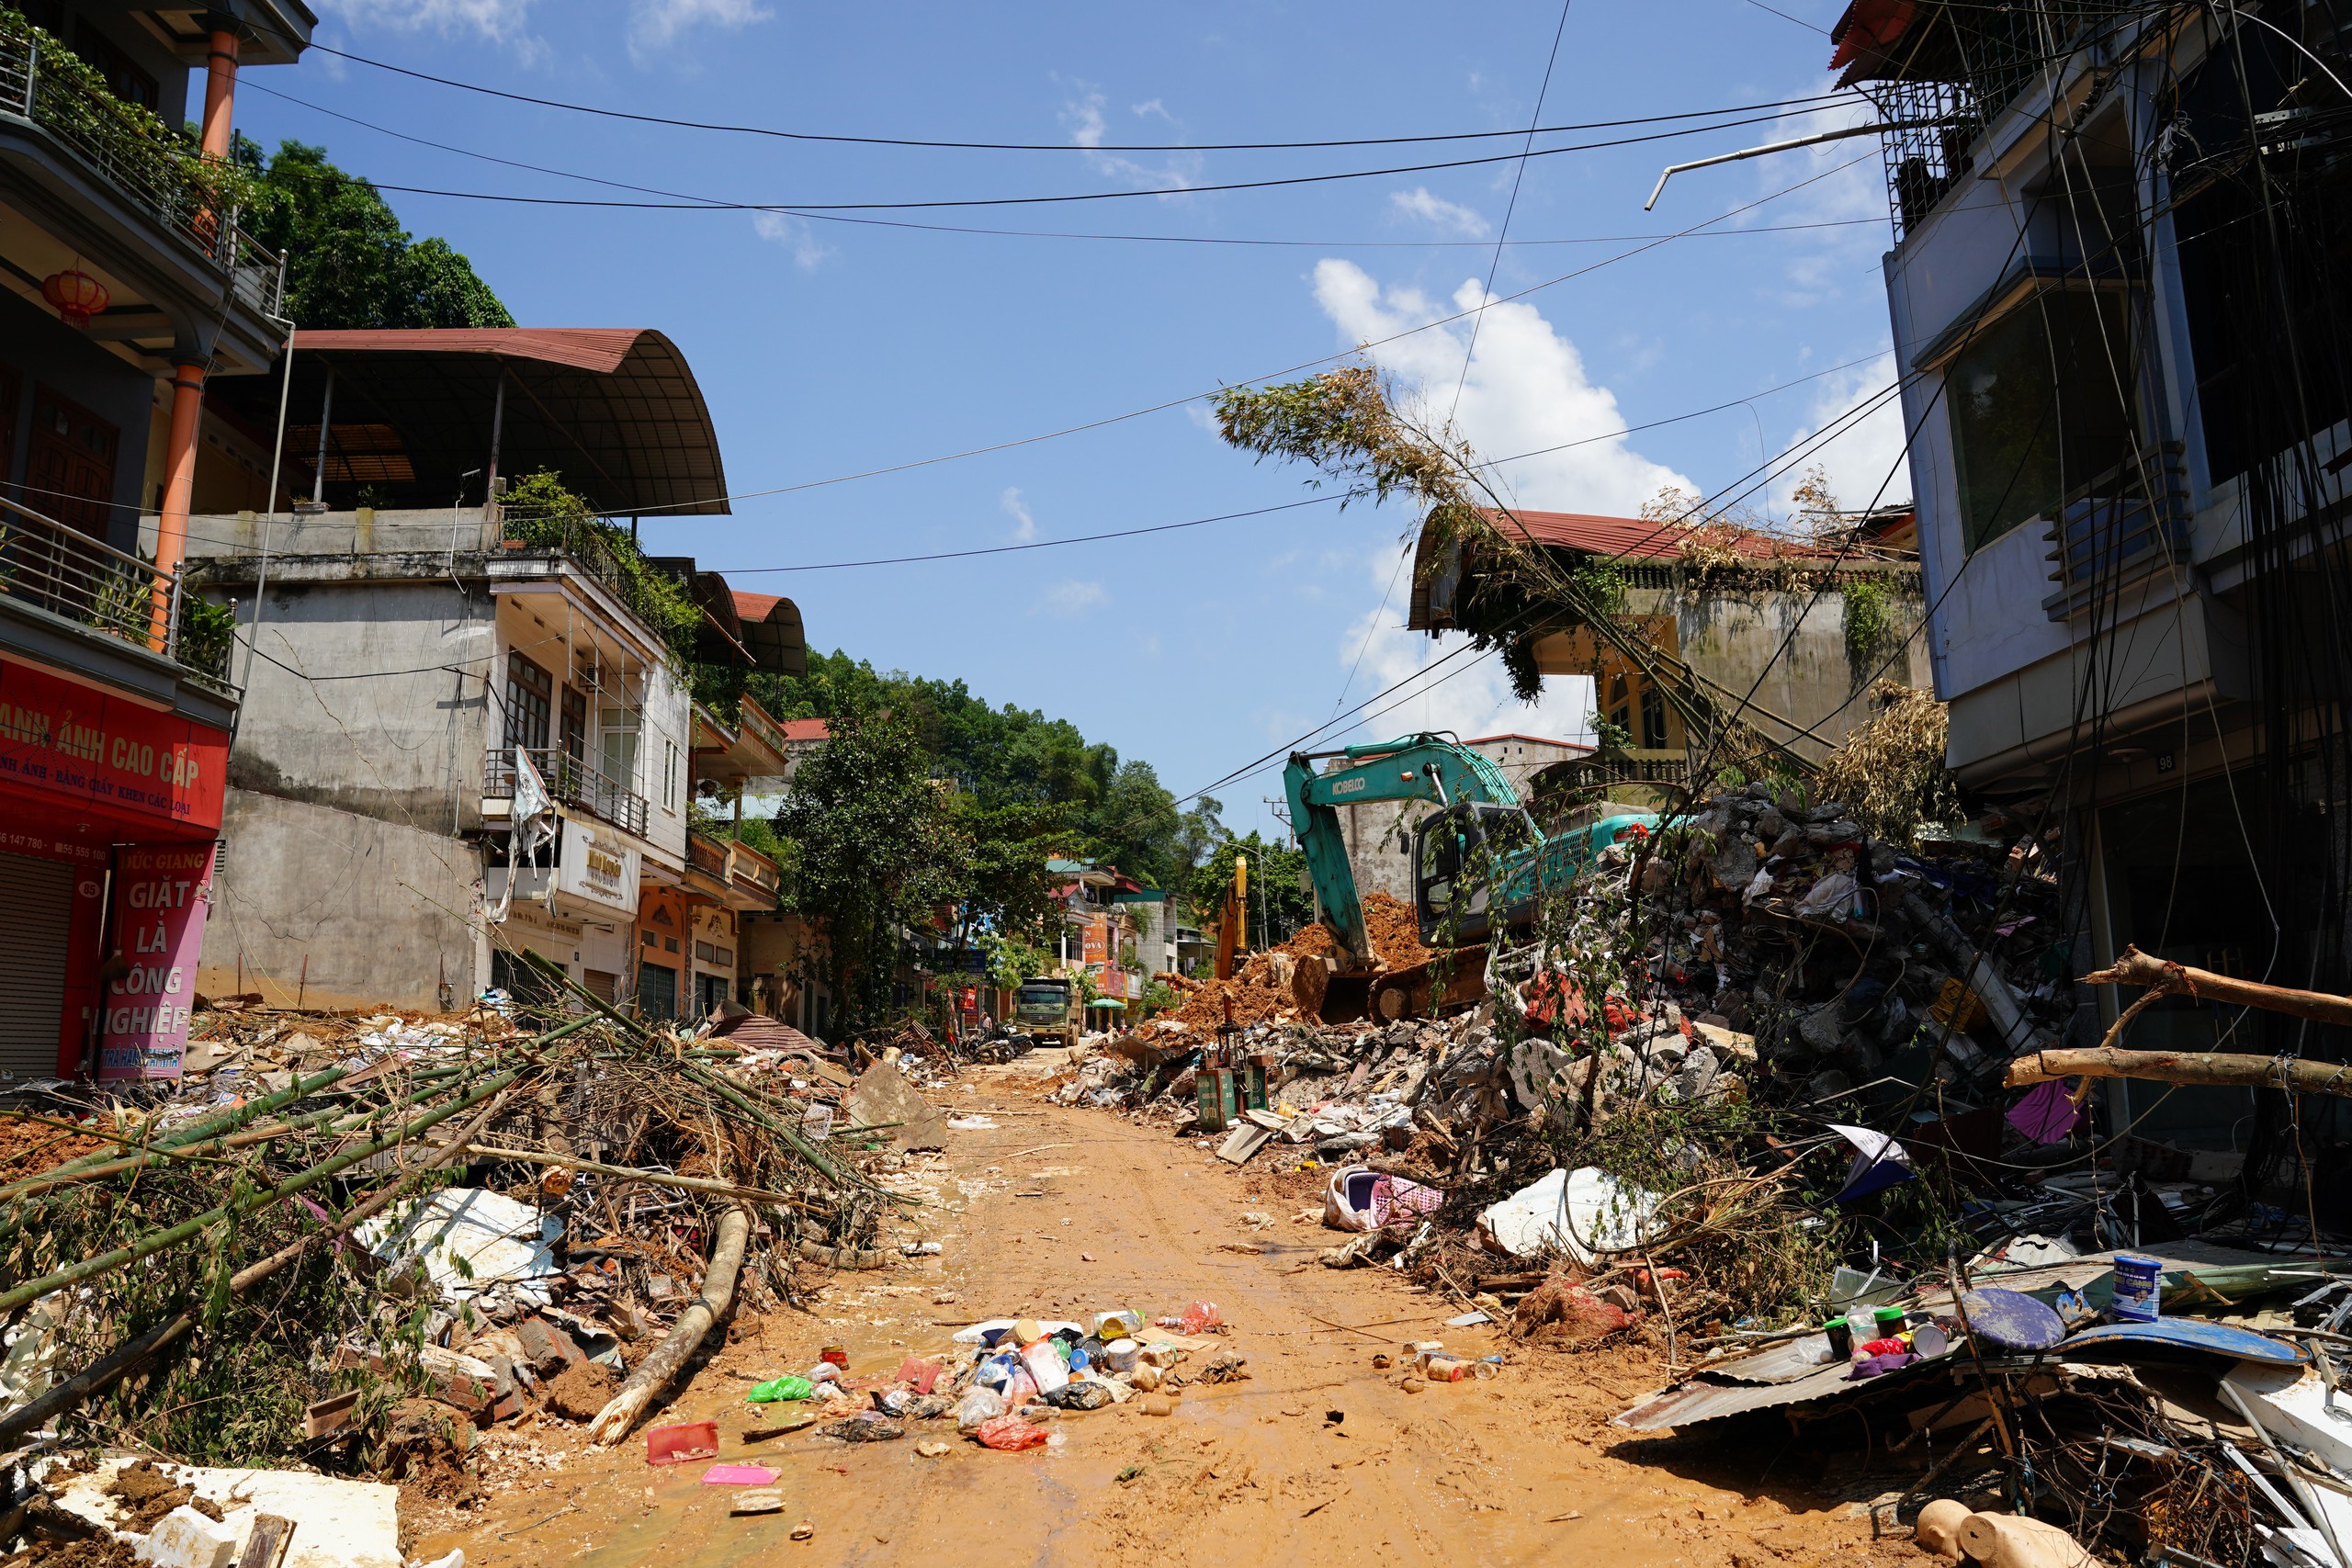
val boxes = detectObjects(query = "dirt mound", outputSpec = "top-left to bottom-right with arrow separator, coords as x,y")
2,1538 -> 140,1568
542,1360 -> 618,1422
1361,891 -> 1435,970
103,1460 -> 219,1532
0,1119 -> 110,1182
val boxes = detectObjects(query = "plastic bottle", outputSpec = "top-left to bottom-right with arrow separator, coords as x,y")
1005,1367 -> 1040,1406
1022,1336 -> 1070,1395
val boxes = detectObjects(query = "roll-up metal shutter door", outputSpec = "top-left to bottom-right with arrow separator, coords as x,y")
0,852 -> 73,1081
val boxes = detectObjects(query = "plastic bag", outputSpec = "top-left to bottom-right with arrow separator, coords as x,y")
956,1387 -> 1007,1432
974,1414 -> 1049,1451
1046,1379 -> 1112,1410
1022,1338 -> 1069,1395
747,1374 -> 813,1403
1178,1301 -> 1222,1335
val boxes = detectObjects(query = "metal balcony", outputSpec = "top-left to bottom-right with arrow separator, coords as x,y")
484,747 -> 649,838
2041,444 -> 2190,623
0,494 -> 230,693
0,23 -> 284,318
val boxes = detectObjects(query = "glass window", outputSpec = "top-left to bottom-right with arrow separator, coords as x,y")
1947,289 -> 2136,554
1640,686 -> 1668,750
599,705 -> 639,790
504,652 -> 551,751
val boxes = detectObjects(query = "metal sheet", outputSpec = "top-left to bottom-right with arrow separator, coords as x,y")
2064,1319 -> 2308,1364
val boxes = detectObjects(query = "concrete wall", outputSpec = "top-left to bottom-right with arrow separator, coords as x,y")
197,787 -> 481,1011
225,576 -> 497,831
0,288 -> 160,552
1655,575 -> 1928,757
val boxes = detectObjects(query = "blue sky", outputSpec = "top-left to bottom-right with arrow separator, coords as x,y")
254,0 -> 1909,835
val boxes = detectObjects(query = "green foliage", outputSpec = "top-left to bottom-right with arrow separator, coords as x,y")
752,650 -> 1219,891
0,7 -> 261,220
1841,573 -> 1894,679
1140,978 -> 1181,1013
978,931 -> 1054,991
1585,711 -> 1634,755
498,471 -> 703,667
951,797 -> 1065,951
1185,830 -> 1314,944
234,137 -> 512,330
772,716 -> 970,1025
175,592 -> 236,685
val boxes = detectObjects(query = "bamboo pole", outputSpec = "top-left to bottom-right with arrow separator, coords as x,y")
2006,1047 -> 2352,1096
0,1087 -> 520,1448
585,1205 -> 752,1445
461,1144 -> 814,1209
2086,945 -> 2352,1029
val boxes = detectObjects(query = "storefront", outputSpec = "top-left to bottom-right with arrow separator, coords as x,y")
635,886 -> 690,1021
0,657 -> 229,1083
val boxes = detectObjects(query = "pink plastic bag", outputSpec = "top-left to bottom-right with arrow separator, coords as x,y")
974,1414 -> 1048,1451
1178,1301 -> 1223,1335
701,1463 -> 779,1485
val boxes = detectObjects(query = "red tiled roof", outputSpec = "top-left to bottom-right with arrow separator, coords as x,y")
1479,509 -> 1843,562
779,718 -> 831,742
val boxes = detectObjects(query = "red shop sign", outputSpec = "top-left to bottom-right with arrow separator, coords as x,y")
0,660 -> 228,833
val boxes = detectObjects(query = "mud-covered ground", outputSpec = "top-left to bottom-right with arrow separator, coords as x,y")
418,1055 -> 1928,1568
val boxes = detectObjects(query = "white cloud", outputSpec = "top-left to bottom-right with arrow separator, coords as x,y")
1035,580 -> 1107,616
1310,259 -> 1692,514
1060,85 -> 1198,193
1131,98 -> 1171,121
315,0 -> 541,54
1001,487 -> 1036,543
751,212 -> 829,272
628,0 -> 769,56
1748,85 -> 1893,306
1770,351 -> 1910,513
1388,186 -> 1489,238
1338,544 -> 1597,748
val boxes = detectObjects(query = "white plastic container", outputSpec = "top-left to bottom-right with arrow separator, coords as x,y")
1022,1336 -> 1071,1395
1101,1337 -> 1141,1372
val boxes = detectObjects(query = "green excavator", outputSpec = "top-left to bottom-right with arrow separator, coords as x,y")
1283,734 -> 1656,1021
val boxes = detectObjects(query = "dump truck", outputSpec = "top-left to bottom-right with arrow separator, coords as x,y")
1012,976 -> 1076,1048
1284,734 -> 1656,1021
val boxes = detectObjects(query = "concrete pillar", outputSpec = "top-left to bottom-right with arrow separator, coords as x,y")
199,27 -> 240,160
152,357 -> 205,649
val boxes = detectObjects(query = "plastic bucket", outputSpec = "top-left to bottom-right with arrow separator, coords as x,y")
1101,1337 -> 1141,1372
2112,1254 -> 2163,1323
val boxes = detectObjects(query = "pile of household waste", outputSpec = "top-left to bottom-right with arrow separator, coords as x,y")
0,969 -> 944,1562
642,1300 -> 1244,1484
1623,1249 -> 2352,1566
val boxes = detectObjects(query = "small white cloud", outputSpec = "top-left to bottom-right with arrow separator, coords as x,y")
1769,351 -> 1910,514
1058,82 -> 1198,193
628,0 -> 769,56
1035,580 -> 1108,616
315,0 -> 542,56
1131,98 -> 1171,120
1001,487 -> 1036,543
751,211 -> 829,271
1388,186 -> 1489,238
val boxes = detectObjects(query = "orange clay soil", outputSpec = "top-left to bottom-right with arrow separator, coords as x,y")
419,1054 -> 1928,1568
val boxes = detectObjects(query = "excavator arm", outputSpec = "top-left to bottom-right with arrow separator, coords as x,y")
1283,735 -> 1521,965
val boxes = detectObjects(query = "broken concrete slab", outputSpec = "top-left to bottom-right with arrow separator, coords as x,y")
53,1460 -> 400,1568
842,1061 -> 949,1150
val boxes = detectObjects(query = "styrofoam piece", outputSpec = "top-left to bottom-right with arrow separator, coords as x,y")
136,1506 -> 234,1568
54,1459 -> 401,1568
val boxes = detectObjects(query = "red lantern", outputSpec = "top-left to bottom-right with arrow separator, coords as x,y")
40,269 -> 107,330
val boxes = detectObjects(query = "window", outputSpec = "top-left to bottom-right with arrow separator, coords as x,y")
73,22 -> 159,111
641,930 -> 656,948
1946,289 -> 2135,555
505,653 -> 552,750
560,686 -> 587,761
663,739 -> 680,808
599,705 -> 640,791
1640,686 -> 1668,750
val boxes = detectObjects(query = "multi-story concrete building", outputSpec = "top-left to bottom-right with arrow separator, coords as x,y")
0,1 -> 311,1081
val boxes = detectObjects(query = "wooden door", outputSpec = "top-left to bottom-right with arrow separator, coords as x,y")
26,387 -> 118,540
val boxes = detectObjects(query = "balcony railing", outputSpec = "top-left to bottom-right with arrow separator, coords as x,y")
686,831 -> 729,879
731,840 -> 781,898
0,494 -> 231,694
2041,444 -> 2189,622
484,747 -> 649,838
0,24 -> 284,319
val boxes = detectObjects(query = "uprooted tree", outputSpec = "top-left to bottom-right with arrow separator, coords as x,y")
1211,362 -> 1809,788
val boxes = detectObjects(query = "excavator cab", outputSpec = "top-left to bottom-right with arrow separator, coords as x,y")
1414,801 -> 1540,944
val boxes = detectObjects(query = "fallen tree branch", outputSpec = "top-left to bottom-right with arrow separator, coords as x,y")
587,1205 -> 752,1446
2086,944 -> 2352,1029
2006,1046 -> 2352,1096
461,1145 -> 816,1210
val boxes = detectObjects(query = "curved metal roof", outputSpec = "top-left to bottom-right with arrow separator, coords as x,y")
213,328 -> 730,517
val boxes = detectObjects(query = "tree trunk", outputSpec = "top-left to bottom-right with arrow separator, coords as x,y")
2007,1046 -> 2352,1097
587,1206 -> 752,1446
2086,944 -> 2352,1029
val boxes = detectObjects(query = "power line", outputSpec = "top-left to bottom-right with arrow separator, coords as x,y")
362,106 -> 1889,215
247,78 -> 1886,251
282,41 -> 1862,153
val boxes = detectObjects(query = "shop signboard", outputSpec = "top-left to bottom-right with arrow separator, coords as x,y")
98,842 -> 215,1080
554,815 -> 640,919
0,660 -> 229,833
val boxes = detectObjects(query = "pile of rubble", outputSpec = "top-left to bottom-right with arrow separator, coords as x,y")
0,966 -> 958,1564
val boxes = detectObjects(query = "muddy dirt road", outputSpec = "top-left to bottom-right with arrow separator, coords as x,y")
422,1056 -> 1923,1568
